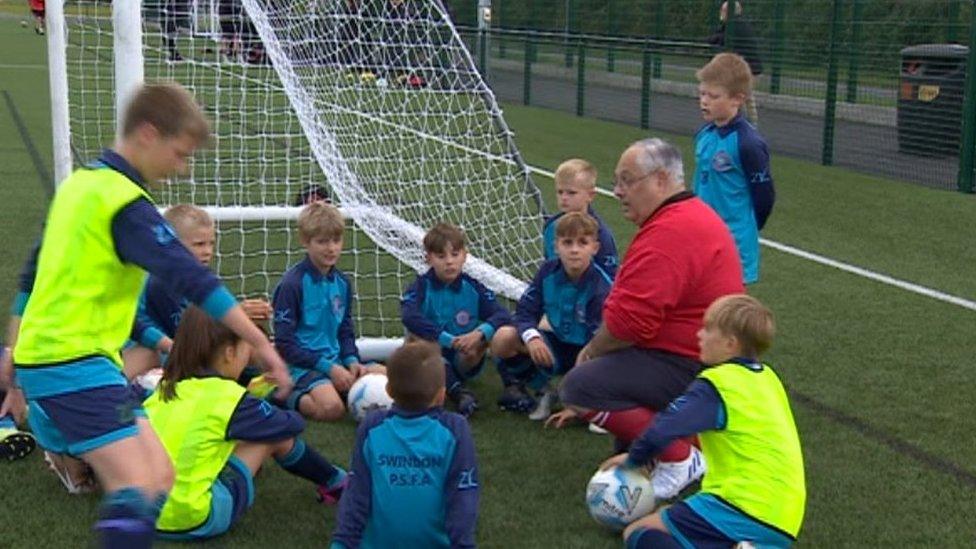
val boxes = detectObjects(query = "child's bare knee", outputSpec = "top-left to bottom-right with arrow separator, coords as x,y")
157,460 -> 175,493
490,327 -> 518,358
309,399 -> 345,422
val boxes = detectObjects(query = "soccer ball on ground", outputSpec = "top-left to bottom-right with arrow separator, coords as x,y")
347,373 -> 394,422
586,464 -> 658,531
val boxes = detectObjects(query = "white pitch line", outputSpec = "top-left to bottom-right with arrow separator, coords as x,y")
0,64 -> 46,70
527,163 -> 976,312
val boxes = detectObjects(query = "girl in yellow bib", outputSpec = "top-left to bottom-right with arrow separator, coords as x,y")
603,294 -> 806,548
146,306 -> 347,540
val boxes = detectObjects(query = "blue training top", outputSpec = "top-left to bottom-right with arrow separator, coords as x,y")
331,406 -> 479,549
132,275 -> 188,349
400,268 -> 511,349
693,113 -> 775,284
272,256 -> 360,375
542,206 -> 618,277
514,258 -> 612,347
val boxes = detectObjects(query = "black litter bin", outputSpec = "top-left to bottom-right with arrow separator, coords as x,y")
898,44 -> 968,156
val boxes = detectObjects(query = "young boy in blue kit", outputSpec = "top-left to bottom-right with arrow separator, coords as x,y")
491,212 -> 612,420
331,341 -> 479,549
125,204 -> 273,380
694,53 -> 775,284
272,201 -> 384,422
400,223 -> 512,417
603,294 -> 805,548
543,159 -> 618,277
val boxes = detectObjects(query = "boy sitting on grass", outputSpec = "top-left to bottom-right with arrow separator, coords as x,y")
332,340 -> 479,548
271,201 -> 384,422
490,212 -> 612,421
400,223 -> 511,418
603,294 -> 805,548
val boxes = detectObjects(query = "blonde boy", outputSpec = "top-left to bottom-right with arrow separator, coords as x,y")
492,212 -> 612,420
400,223 -> 512,417
272,202 -> 382,422
543,159 -> 618,276
694,53 -> 775,285
124,204 -> 273,379
604,294 -> 805,548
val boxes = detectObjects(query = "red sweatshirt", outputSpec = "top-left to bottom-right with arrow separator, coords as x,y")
603,193 -> 745,359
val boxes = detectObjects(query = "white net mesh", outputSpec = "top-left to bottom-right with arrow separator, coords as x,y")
60,0 -> 544,339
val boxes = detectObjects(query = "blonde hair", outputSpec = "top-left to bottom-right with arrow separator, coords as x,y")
423,223 -> 466,254
555,211 -> 599,239
704,294 -> 775,359
555,159 -> 597,190
297,201 -> 345,242
696,53 -> 753,98
163,204 -> 213,236
386,341 -> 445,411
121,82 -> 210,142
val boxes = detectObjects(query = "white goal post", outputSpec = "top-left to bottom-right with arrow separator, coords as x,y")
47,0 -> 545,358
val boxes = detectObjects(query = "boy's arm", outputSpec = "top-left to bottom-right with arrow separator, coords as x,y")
443,416 -> 479,548
627,379 -> 725,466
4,238 -> 41,355
583,280 -> 611,341
472,278 -> 511,341
541,216 -> 557,260
597,223 -> 619,276
226,395 -> 306,442
271,281 -> 333,373
739,132 -> 775,230
400,277 -> 449,347
337,275 -> 360,366
132,282 -> 168,350
513,270 -> 545,342
331,422 -> 375,549
110,199 -> 291,392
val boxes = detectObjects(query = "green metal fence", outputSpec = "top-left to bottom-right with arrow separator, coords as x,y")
447,0 -> 976,192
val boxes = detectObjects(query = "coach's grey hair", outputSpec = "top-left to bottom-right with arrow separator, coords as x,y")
630,138 -> 685,186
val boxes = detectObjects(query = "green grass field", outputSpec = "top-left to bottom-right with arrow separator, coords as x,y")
2,9 -> 976,548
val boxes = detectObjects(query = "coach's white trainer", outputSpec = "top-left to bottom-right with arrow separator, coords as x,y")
651,446 -> 706,501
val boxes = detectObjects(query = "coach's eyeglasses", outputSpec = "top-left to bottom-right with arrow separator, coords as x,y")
612,172 -> 655,189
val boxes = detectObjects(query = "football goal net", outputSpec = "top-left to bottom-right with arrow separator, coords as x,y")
48,0 -> 544,356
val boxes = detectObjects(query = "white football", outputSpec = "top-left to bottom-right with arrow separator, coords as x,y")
586,465 -> 657,531
347,373 -> 394,422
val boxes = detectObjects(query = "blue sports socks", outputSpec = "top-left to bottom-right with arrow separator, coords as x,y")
95,487 -> 158,549
626,527 -> 681,549
274,437 -> 343,487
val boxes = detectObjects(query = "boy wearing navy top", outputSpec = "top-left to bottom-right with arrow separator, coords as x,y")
272,202 -> 384,422
542,159 -> 618,277
125,204 -> 273,380
400,223 -> 511,418
694,52 -> 775,285
491,212 -> 612,420
332,341 -> 479,549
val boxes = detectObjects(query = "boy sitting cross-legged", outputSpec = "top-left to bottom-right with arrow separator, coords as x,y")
400,223 -> 512,418
543,159 -> 618,277
491,212 -> 613,420
603,294 -> 806,548
331,340 -> 479,549
271,201 -> 384,422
